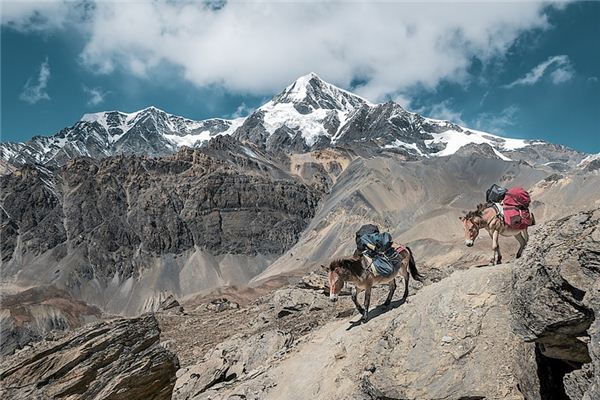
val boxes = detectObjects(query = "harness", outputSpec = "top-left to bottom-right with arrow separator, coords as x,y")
491,203 -> 505,224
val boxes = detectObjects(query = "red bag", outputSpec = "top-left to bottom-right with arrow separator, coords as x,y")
502,187 -> 533,229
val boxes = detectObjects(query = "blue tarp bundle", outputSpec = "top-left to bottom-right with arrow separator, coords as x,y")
357,232 -> 399,277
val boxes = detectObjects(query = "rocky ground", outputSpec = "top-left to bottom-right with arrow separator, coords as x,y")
1,209 -> 598,399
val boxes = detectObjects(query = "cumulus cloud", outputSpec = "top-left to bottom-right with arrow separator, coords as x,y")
82,85 -> 107,106
19,58 -> 51,104
3,1 -> 558,100
504,55 -> 574,88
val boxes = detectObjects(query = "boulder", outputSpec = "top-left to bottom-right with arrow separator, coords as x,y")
0,314 -> 179,400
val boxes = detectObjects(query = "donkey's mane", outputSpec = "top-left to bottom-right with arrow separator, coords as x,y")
465,203 -> 491,219
331,257 -> 363,277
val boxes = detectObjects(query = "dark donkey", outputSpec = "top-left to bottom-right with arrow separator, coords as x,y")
325,247 -> 423,322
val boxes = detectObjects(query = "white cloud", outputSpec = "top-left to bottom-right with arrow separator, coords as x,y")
231,102 -> 254,118
550,67 -> 574,84
473,106 -> 519,134
19,58 -> 51,104
82,85 -> 107,106
416,100 -> 466,126
3,1 -> 559,101
504,55 -> 574,88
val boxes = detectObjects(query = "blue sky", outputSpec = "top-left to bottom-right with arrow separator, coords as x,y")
1,1 -> 599,153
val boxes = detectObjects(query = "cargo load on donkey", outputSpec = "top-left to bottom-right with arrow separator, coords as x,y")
485,184 -> 534,229
354,224 -> 406,277
502,187 -> 534,229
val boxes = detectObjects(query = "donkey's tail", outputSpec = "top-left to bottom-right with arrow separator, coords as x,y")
406,246 -> 424,282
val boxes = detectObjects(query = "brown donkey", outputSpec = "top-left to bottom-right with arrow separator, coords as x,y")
325,247 -> 423,322
460,203 -> 530,265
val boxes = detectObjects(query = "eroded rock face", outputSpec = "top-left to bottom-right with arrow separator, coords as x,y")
0,314 -> 178,400
511,208 -> 600,399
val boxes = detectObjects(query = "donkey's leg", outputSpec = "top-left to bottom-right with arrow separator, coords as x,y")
351,286 -> 364,315
384,278 -> 396,307
487,230 -> 495,265
492,230 -> 502,265
362,286 -> 372,321
399,258 -> 410,303
515,232 -> 527,259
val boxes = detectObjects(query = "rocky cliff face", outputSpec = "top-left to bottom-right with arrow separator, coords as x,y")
0,314 -> 178,400
512,209 -> 600,399
0,136 -> 322,314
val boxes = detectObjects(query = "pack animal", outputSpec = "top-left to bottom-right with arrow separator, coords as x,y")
325,246 -> 423,322
460,203 -> 530,265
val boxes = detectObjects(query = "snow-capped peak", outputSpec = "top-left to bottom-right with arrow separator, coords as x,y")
268,72 -> 368,112
2,73 -> 588,170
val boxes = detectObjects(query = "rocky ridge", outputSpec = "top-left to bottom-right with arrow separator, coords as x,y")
0,285 -> 102,356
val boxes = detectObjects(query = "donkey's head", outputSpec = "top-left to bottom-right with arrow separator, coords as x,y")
323,259 -> 356,302
459,205 -> 485,247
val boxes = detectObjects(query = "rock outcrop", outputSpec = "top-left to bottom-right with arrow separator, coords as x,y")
0,314 -> 178,400
512,208 -> 600,399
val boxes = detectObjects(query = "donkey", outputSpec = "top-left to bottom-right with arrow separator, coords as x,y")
460,203 -> 530,265
325,247 -> 423,322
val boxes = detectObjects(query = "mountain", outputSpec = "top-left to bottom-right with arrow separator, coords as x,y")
1,106 -> 242,167
579,153 -> 600,172
1,73 -> 588,171
0,137 -> 323,316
